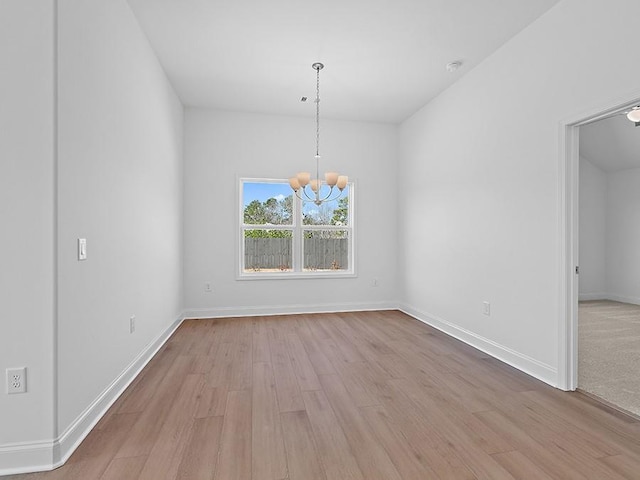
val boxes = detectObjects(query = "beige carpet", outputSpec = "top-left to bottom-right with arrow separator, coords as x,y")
578,300 -> 640,417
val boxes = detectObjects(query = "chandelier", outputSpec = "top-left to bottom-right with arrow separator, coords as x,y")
289,62 -> 348,206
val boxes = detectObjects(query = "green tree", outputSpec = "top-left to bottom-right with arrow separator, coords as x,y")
331,196 -> 348,225
244,195 -> 292,225
244,199 -> 267,224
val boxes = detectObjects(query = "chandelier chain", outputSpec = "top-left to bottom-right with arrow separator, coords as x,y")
316,65 -> 320,157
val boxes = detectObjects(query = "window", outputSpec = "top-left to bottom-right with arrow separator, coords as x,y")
239,178 -> 354,278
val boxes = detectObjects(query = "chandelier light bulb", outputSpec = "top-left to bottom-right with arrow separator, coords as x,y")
288,177 -> 301,191
296,172 -> 311,186
325,172 -> 339,186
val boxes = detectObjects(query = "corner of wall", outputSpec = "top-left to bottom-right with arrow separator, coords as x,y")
0,314 -> 183,476
399,303 -> 558,387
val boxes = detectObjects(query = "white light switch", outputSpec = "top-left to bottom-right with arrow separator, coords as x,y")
78,238 -> 87,260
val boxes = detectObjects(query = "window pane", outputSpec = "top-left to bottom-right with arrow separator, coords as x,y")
303,230 -> 349,271
244,229 -> 293,272
302,186 -> 349,226
243,182 -> 293,225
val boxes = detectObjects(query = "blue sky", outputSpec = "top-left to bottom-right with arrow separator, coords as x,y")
243,181 -> 349,216
243,182 -> 291,205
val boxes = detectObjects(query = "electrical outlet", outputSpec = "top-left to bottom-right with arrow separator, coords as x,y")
7,367 -> 27,394
130,315 -> 136,333
204,282 -> 212,293
483,301 -> 491,316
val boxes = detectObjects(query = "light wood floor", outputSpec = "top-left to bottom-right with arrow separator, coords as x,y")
9,310 -> 640,480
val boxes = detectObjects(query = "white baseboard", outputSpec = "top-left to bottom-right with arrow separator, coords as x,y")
399,303 -> 558,387
604,294 -> 640,306
578,292 -> 608,301
0,440 -> 56,476
182,300 -> 397,320
578,293 -> 640,306
0,315 -> 184,477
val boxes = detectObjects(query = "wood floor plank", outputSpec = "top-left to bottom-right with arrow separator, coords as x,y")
491,450 -> 555,480
100,456 -> 147,480
137,374 -> 205,480
371,381 -> 477,479
295,319 -> 336,375
600,454 -> 640,479
302,389 -> 365,480
207,340 -> 235,388
54,412 -> 141,480
268,321 -> 305,412
364,352 -> 408,379
335,312 -> 396,359
302,314 -> 335,341
347,312 -> 401,353
114,344 -> 179,414
512,393 -> 622,458
360,404 -> 442,480
175,416 -> 223,480
281,411 -> 327,480
479,393 -> 635,479
522,389 -> 640,452
252,317 -> 271,364
252,362 -> 288,480
214,390 -> 252,480
322,327 -> 366,364
228,318 -> 253,391
323,350 -> 381,408
318,374 -> 402,480
474,409 -> 590,480
194,385 -> 228,418
389,378 -> 516,480
114,355 -> 195,459
285,332 -> 322,391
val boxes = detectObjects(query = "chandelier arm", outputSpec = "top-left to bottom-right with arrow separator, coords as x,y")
297,186 -> 317,203
320,187 -> 345,204
317,185 -> 336,202
292,190 -> 304,202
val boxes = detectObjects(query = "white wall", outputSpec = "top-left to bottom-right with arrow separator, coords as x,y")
577,156 -> 640,305
184,109 -> 398,315
398,0 -> 640,385
0,0 -> 56,465
606,168 -> 640,304
578,157 -> 607,299
56,0 -> 183,450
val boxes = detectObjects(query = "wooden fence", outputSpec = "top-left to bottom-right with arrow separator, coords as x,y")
244,237 -> 348,271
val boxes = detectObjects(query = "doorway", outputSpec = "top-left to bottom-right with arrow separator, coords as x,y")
561,97 -> 640,417
577,113 -> 640,416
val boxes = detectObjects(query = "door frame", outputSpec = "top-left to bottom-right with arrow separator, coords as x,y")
558,92 -> 640,391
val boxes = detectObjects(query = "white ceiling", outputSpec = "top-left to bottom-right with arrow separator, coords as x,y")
127,0 -> 560,124
580,114 -> 640,172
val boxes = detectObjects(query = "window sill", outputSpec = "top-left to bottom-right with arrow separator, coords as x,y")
236,271 -> 356,281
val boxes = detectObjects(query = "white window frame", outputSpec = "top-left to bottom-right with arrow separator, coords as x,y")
237,177 -> 355,280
